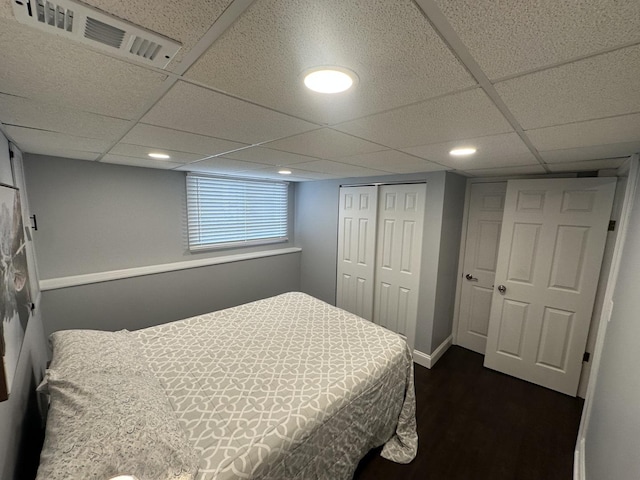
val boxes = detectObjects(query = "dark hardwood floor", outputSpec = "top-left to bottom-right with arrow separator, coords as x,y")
354,346 -> 584,480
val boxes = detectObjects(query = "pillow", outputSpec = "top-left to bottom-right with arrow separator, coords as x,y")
44,329 -> 151,377
36,329 -> 199,480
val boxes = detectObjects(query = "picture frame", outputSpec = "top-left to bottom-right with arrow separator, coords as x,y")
0,183 -> 31,402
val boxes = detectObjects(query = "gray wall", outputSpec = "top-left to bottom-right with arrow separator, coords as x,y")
23,154 -> 296,279
40,252 -> 300,335
295,170 -> 466,354
431,172 -> 466,351
22,155 -> 301,334
295,179 -> 340,304
415,171 -> 446,353
584,164 -> 640,479
0,140 -> 48,480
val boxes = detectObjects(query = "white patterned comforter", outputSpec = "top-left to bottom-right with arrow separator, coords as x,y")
133,292 -> 418,479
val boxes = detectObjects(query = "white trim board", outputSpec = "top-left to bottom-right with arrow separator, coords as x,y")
574,437 -> 586,480
39,247 -> 302,291
413,335 -> 452,369
574,155 -> 640,479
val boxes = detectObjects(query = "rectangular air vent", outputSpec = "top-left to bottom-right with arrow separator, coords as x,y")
129,36 -> 162,60
84,17 -> 125,48
12,0 -> 181,69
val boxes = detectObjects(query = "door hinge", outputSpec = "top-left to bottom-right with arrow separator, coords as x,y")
8,149 -> 14,159
608,220 -> 616,231
583,352 -> 591,363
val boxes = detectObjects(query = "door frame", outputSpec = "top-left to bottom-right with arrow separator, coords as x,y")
574,154 -> 640,480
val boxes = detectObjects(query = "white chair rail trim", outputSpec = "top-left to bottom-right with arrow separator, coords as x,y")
39,247 -> 302,291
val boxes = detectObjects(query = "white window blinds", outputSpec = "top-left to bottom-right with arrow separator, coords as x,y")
186,174 -> 289,251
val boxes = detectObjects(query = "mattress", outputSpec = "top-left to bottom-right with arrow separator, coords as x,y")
132,292 -> 418,479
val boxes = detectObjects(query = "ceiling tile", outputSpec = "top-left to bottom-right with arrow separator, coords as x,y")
0,93 -> 129,140
227,170 -> 316,182
540,142 -> 640,164
142,81 -> 318,144
285,172 -> 342,181
82,0 -> 233,66
435,0 -> 640,80
109,143 -> 205,163
338,150 -> 447,174
185,0 -> 475,124
495,45 -> 640,130
4,125 -> 112,153
0,1 -> 13,19
121,124 -> 246,156
21,148 -> 100,161
178,157 -> 271,174
462,164 -> 547,177
101,154 -> 184,170
335,89 -> 513,149
0,19 -> 167,119
222,147 -> 321,166
547,158 -> 628,172
186,164 -> 327,182
402,132 -> 537,169
265,129 -> 385,159
526,113 -> 640,152
294,159 -> 391,177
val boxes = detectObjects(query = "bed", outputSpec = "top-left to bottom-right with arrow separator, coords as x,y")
36,292 -> 418,480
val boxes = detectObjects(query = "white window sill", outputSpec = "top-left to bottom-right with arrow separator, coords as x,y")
39,247 -> 302,291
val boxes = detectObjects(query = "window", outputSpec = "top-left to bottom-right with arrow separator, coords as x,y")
186,174 -> 289,251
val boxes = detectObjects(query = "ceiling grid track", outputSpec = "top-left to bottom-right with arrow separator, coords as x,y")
491,39 -> 640,85
95,0 -> 258,162
413,0 -> 551,173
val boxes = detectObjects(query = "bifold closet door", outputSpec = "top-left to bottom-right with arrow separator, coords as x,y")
373,184 -> 425,350
336,186 -> 378,320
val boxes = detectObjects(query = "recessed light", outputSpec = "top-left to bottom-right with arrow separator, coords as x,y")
449,147 -> 477,156
148,152 -> 171,159
278,169 -> 292,175
303,66 -> 358,94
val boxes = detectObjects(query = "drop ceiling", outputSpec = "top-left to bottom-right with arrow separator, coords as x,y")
0,0 -> 638,181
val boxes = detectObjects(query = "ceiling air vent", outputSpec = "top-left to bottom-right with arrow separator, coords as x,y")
12,0 -> 181,69
84,17 -> 125,48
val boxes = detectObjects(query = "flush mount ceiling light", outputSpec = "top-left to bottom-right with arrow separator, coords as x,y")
278,169 -> 292,175
303,66 -> 358,94
148,152 -> 171,159
449,147 -> 477,156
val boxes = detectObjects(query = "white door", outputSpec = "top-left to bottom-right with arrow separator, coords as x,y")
457,182 -> 507,354
373,184 -> 425,350
336,186 -> 378,320
484,177 -> 616,396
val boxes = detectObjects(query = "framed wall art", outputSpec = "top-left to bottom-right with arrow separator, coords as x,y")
0,183 -> 31,402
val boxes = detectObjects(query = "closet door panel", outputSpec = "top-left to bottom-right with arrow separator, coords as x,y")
373,184 -> 426,349
336,186 -> 378,320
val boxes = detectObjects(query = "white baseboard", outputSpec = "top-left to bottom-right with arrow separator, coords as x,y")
413,335 -> 453,369
574,437 -> 586,480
